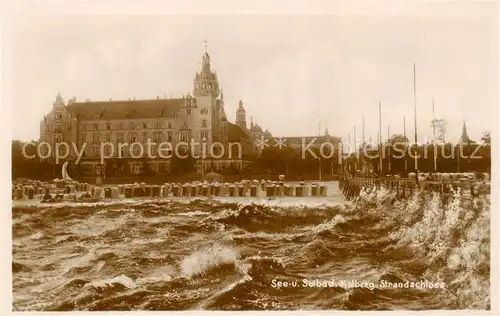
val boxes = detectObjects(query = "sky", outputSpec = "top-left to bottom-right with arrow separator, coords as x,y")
7,6 -> 498,145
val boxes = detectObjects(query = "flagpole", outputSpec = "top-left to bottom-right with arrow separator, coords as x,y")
348,132 -> 351,174
362,116 -> 365,145
353,126 -> 357,171
378,102 -> 383,176
432,97 -> 437,173
361,116 -> 365,176
413,63 -> 419,186
348,132 -> 351,155
318,120 -> 321,180
387,125 -> 391,173
404,116 -> 407,173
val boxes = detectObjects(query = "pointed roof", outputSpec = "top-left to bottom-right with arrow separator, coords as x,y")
237,100 -> 245,112
54,93 -> 64,105
460,119 -> 471,143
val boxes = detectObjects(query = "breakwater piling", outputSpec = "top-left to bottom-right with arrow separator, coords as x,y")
339,172 -> 490,202
12,179 -> 332,202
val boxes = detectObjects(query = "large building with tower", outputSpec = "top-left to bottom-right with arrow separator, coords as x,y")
39,48 -> 267,177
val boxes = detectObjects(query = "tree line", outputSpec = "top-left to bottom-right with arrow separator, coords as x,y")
12,133 -> 491,181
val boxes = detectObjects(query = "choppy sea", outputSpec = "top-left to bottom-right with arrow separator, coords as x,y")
12,183 -> 490,310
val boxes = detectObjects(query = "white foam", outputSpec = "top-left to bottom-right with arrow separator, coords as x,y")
180,245 -> 239,278
85,274 -> 137,290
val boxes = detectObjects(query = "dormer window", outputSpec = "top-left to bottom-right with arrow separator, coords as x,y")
106,123 -> 111,130
143,122 -> 147,129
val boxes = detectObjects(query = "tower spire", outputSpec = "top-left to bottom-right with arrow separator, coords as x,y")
236,100 -> 247,129
193,40 -> 218,97
204,39 -> 208,53
461,118 -> 471,143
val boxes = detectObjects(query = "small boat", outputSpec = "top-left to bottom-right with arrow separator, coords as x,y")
62,161 -> 73,182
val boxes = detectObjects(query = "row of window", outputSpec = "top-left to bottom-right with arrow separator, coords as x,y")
79,119 -> 209,132
46,135 -> 64,143
195,81 -> 217,91
79,131 -> 210,144
185,108 -> 208,115
85,145 -> 177,157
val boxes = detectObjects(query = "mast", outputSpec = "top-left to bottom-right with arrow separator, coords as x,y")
362,116 -> 365,145
413,63 -> 419,185
353,125 -> 357,171
348,132 -> 351,155
378,102 -> 383,176
348,132 -> 351,173
404,116 -> 408,173
432,97 -> 437,173
376,131 -> 380,173
432,98 -> 436,142
361,116 -> 365,175
387,125 -> 391,173
353,126 -> 357,152
318,121 -> 322,181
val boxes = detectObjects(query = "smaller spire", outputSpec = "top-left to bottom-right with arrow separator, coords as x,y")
238,100 -> 245,111
54,92 -> 64,105
250,116 -> 254,128
460,119 -> 471,143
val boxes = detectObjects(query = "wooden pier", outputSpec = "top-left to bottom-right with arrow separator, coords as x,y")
339,175 -> 490,202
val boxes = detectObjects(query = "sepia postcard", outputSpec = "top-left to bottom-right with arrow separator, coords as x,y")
4,1 -> 498,314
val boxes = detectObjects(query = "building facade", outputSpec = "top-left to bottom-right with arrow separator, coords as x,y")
39,49 -> 258,177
